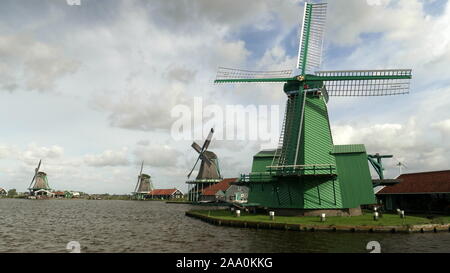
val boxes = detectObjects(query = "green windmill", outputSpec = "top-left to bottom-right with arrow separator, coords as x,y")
215,2 -> 412,215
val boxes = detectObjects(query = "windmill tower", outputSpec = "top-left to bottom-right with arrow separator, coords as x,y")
214,2 -> 412,215
186,128 -> 222,202
28,159 -> 52,198
132,161 -> 154,200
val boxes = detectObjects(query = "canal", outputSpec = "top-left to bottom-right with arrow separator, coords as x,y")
0,199 -> 449,253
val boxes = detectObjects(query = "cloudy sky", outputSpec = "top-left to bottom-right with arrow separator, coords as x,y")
0,0 -> 449,194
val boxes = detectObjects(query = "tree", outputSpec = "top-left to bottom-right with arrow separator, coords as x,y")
7,189 -> 17,197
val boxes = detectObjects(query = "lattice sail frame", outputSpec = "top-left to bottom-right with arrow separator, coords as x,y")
317,69 -> 412,96
215,67 -> 292,83
297,2 -> 327,74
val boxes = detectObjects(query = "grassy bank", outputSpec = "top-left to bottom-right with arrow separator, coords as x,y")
191,209 -> 450,226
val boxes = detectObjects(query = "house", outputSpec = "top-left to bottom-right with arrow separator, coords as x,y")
53,191 -> 66,198
225,184 -> 249,204
147,189 -> 183,200
376,170 -> 450,213
200,178 -> 237,202
0,188 -> 7,196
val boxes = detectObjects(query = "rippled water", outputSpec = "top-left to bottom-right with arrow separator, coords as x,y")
0,199 -> 449,253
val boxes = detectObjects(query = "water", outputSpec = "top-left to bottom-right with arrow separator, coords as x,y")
0,199 -> 449,253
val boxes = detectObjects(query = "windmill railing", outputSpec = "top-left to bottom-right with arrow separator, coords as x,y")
267,164 -> 336,176
239,173 -> 277,183
186,179 -> 223,184
239,164 -> 337,183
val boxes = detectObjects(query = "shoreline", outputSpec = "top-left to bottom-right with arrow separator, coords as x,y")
186,210 -> 450,234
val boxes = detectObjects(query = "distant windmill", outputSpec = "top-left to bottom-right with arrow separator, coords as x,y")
186,128 -> 222,202
394,158 -> 408,176
28,159 -> 52,198
187,128 -> 221,180
132,161 -> 153,200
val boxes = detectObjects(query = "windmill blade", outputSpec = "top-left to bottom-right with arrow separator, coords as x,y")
191,142 -> 202,154
215,67 -> 293,84
187,154 -> 202,178
29,159 -> 42,189
201,128 -> 215,151
139,161 -> 144,176
134,161 -> 144,193
297,2 -> 327,74
36,159 -> 41,173
29,175 -> 37,189
314,69 -> 412,96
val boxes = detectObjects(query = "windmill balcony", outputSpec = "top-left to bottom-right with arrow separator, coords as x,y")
239,164 -> 337,183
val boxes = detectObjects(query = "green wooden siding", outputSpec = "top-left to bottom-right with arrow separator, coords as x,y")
334,150 -> 376,208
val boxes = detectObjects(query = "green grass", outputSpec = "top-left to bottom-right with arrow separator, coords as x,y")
431,216 -> 450,225
191,209 -> 449,227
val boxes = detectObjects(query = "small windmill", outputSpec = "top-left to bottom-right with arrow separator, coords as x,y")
214,2 -> 412,211
186,128 -> 222,202
393,157 -> 408,176
28,159 -> 52,197
132,161 -> 153,200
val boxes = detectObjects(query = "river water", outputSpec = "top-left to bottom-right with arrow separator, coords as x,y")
0,199 -> 449,253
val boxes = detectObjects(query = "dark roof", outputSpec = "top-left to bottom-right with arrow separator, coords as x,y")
148,189 -> 180,196
378,170 -> 450,194
202,178 -> 237,196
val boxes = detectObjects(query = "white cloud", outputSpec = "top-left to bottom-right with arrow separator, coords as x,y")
20,143 -> 64,164
431,119 -> 450,138
0,34 -> 79,92
133,143 -> 182,168
84,148 -> 130,167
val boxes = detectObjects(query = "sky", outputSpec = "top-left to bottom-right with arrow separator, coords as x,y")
1,0 -> 450,194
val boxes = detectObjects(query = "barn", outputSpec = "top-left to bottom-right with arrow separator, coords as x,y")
376,170 -> 450,214
147,189 -> 183,200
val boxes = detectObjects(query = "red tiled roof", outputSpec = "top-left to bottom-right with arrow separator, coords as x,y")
202,178 -> 237,196
378,170 -> 450,194
148,189 -> 179,196
53,191 -> 65,195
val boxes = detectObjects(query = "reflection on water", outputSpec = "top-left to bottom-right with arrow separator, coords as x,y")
0,199 -> 449,253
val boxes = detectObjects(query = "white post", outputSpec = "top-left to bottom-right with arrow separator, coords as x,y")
320,213 -> 326,222
236,210 -> 241,217
269,211 -> 275,220
374,212 -> 379,221
400,210 -> 405,219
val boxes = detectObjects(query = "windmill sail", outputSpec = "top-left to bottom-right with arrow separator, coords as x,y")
134,161 -> 144,193
215,67 -> 293,83
315,69 -> 412,96
29,159 -> 42,189
297,3 -> 327,74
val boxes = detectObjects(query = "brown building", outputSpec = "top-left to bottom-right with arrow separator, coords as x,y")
376,170 -> 450,213
200,178 -> 237,202
147,189 -> 183,200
